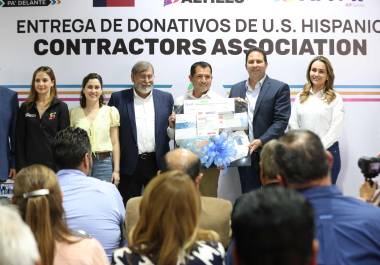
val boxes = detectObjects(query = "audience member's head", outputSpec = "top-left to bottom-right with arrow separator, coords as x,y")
162,148 -> 203,187
274,130 -> 331,188
53,127 -> 92,173
0,205 -> 40,265
231,186 -> 318,265
13,164 -> 72,265
260,139 -> 285,186
129,170 -> 217,265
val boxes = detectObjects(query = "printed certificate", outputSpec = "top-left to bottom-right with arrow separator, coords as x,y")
183,98 -> 235,114
175,113 -> 197,140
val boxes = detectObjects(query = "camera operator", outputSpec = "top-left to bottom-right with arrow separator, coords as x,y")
358,155 -> 380,205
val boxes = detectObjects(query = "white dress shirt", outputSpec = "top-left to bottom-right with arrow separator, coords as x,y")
289,89 -> 344,149
175,89 -> 223,106
134,89 -> 155,153
167,89 -> 223,140
245,75 -> 266,141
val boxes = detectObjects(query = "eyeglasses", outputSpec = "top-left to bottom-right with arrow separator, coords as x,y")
136,74 -> 154,81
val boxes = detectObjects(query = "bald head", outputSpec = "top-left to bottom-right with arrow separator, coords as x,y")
274,130 -> 329,185
163,148 -> 201,181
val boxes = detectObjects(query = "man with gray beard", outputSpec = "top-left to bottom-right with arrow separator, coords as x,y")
109,61 -> 174,204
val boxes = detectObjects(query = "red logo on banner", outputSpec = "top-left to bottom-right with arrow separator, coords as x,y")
93,0 -> 135,7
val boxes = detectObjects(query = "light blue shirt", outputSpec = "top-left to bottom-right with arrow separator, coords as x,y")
301,185 -> 380,265
57,169 -> 125,260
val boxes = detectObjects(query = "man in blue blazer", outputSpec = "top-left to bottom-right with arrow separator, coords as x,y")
109,61 -> 174,204
229,47 -> 291,193
0,87 -> 18,181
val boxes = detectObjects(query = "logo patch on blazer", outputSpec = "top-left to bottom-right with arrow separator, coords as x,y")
48,112 -> 57,120
25,113 -> 37,118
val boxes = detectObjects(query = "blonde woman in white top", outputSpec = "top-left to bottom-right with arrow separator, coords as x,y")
70,73 -> 121,184
289,56 -> 344,184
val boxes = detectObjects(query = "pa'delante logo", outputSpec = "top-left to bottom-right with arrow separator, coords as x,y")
0,0 -> 61,8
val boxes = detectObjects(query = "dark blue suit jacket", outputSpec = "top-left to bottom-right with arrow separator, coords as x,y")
229,76 -> 291,145
108,89 -> 174,175
0,87 -> 18,180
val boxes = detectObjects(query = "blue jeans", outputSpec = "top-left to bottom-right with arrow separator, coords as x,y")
327,142 -> 341,184
91,155 -> 113,182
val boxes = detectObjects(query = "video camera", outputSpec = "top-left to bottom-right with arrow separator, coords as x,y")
358,156 -> 380,180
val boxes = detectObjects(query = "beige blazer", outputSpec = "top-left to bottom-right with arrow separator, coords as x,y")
125,196 -> 232,248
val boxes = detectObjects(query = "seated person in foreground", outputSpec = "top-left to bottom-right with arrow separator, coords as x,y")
224,139 -> 285,265
231,186 -> 318,265
112,170 -> 225,265
0,204 -> 40,265
259,139 -> 285,186
125,148 -> 232,248
13,164 -> 108,265
53,127 -> 125,260
274,130 -> 380,265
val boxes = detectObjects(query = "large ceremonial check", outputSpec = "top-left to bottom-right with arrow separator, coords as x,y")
175,98 -> 251,168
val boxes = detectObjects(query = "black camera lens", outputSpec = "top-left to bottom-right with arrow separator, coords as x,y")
358,156 -> 380,179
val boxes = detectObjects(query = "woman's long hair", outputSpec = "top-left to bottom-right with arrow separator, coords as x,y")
129,170 -> 218,265
13,164 -> 75,265
26,66 -> 57,107
300,56 -> 336,104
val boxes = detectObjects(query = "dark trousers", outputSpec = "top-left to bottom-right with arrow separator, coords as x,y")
119,152 -> 158,205
328,142 -> 341,184
238,152 -> 261,193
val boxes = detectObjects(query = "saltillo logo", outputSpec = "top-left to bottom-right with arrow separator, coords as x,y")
93,0 -> 134,7
165,0 -> 244,6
